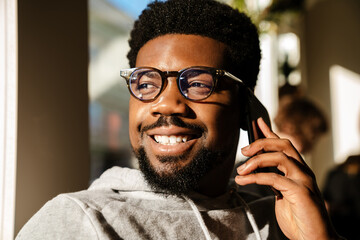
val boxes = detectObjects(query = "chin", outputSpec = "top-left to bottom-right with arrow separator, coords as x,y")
151,153 -> 194,175
134,146 -> 225,196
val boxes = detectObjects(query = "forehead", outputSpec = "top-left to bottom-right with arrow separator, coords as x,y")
135,34 -> 226,71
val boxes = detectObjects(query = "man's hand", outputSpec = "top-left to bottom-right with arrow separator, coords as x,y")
235,118 -> 340,240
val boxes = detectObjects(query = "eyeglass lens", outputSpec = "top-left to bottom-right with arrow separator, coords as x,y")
129,68 -> 215,101
129,69 -> 162,100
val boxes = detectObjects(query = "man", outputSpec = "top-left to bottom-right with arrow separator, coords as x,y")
17,0 -> 340,239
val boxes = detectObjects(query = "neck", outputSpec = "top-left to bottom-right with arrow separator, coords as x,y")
196,157 -> 235,197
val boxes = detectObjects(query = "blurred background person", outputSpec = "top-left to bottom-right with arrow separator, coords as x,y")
322,154 -> 360,240
274,90 -> 328,155
322,110 -> 360,239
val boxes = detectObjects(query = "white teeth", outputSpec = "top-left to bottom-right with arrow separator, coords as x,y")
161,136 -> 169,144
154,135 -> 190,145
169,136 -> 177,144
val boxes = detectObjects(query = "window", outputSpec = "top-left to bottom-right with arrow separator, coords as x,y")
0,0 -> 18,238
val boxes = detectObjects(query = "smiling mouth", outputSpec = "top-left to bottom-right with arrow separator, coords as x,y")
151,134 -> 200,145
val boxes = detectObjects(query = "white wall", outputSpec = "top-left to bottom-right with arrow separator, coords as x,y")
15,0 -> 90,235
303,0 -> 360,187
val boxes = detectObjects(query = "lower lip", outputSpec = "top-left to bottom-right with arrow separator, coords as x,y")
147,136 -> 198,156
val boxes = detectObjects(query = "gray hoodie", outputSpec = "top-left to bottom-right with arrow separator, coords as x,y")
16,167 -> 287,240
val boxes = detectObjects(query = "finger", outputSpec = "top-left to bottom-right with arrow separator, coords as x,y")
235,172 -> 306,197
237,152 -> 293,176
257,117 -> 279,139
242,138 -> 304,164
237,152 -> 315,183
257,117 -> 303,163
235,172 -> 318,201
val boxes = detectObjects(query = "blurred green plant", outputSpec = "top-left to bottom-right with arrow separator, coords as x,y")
231,0 -> 305,31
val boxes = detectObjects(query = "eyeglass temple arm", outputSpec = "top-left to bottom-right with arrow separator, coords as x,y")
222,71 -> 259,95
223,71 -> 244,85
120,68 -> 137,80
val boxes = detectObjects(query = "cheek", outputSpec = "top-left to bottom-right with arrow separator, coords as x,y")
128,98 -> 147,149
196,103 -> 241,150
213,108 -> 240,144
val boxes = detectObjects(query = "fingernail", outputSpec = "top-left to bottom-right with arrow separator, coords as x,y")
237,163 -> 246,172
241,145 -> 250,151
235,176 -> 245,185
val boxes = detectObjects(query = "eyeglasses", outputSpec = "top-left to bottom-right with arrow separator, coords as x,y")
120,66 -> 244,102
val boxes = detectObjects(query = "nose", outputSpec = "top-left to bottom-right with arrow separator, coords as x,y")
150,78 -> 190,117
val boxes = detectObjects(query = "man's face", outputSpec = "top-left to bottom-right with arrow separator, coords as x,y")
129,34 -> 242,195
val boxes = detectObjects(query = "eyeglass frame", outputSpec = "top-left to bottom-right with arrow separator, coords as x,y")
120,66 -> 244,102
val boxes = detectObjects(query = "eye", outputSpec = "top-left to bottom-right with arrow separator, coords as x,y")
130,69 -> 162,99
137,75 -> 161,93
186,80 -> 212,96
186,72 -> 213,91
179,70 -> 215,99
137,82 -> 158,90
188,81 -> 212,89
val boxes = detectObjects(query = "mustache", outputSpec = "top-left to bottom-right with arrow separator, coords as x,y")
140,116 -> 205,135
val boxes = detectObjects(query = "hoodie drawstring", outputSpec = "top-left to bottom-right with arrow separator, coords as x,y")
182,195 -> 212,240
183,191 -> 262,240
233,191 -> 262,240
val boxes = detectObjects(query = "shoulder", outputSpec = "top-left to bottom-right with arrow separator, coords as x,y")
16,192 -> 100,240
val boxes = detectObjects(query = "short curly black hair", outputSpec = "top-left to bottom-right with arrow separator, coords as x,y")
127,0 -> 261,89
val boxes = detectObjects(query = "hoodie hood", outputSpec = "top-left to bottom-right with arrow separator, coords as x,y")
89,167 -> 152,192
88,167 -> 261,240
89,166 -> 245,210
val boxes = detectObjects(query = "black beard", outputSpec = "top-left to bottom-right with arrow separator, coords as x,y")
135,146 -> 224,196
